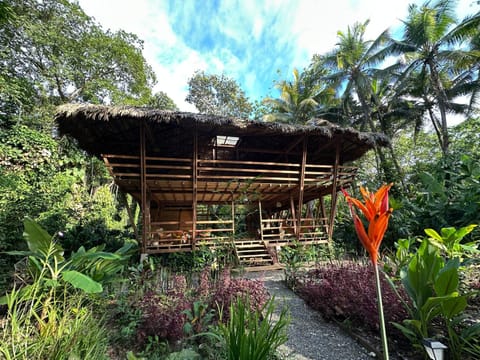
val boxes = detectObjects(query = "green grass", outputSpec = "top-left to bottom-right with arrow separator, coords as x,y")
1,285 -> 109,360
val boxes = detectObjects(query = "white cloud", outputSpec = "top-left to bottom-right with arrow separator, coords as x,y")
77,0 -> 479,113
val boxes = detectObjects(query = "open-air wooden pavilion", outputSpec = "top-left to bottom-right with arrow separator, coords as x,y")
56,104 -> 388,267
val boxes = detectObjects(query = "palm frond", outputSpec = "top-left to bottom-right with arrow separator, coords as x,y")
444,11 -> 480,45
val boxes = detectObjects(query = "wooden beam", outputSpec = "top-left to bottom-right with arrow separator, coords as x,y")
296,137 -> 307,238
319,196 -> 327,222
328,137 -> 341,240
199,159 -> 300,167
140,121 -> 148,254
290,193 -> 297,235
192,127 -> 198,249
101,155 -> 115,178
258,200 -> 264,242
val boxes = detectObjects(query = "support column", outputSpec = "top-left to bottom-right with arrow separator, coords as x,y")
328,138 -> 341,240
192,127 -> 198,250
258,200 -> 264,242
140,121 -> 149,255
318,196 -> 327,233
296,137 -> 307,239
289,193 -> 297,235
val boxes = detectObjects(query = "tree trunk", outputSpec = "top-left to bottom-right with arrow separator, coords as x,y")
358,90 -> 394,183
427,57 -> 450,156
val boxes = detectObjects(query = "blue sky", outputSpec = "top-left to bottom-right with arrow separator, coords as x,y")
78,0 -> 478,112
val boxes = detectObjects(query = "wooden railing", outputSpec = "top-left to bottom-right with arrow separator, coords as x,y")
260,217 -> 329,245
194,219 -> 234,246
146,218 -> 235,252
102,155 -> 357,186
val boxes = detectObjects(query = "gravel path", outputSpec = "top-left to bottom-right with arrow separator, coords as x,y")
246,271 -> 374,360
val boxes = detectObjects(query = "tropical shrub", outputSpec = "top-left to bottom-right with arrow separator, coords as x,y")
217,297 -> 289,360
0,124 -> 135,293
136,289 -> 190,345
424,224 -> 478,261
393,233 -> 480,358
411,155 -> 480,234
211,268 -> 269,321
129,267 -> 269,352
4,218 -> 132,295
0,219 -> 118,359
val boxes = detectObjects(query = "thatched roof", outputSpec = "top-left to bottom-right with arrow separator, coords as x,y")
55,104 -> 389,164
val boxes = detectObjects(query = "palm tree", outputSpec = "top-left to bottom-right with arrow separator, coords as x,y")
321,20 -> 391,131
262,68 -> 332,124
319,20 -> 396,182
391,0 -> 480,155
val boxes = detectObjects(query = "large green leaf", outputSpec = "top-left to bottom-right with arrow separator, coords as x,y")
402,241 -> 443,309
23,217 -> 64,261
424,228 -> 443,242
62,270 -> 103,293
441,296 -> 467,319
23,217 -> 53,254
420,297 -> 445,323
434,258 -> 460,296
450,224 -> 477,242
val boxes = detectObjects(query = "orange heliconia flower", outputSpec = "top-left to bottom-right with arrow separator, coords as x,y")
342,183 -> 393,264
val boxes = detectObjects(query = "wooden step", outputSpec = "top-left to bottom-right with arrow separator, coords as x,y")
235,243 -> 265,248
237,249 -> 267,254
238,253 -> 271,258
233,239 -> 274,267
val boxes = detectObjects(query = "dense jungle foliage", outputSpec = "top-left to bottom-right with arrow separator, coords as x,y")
1,0 -> 480,289
1,0 -> 480,358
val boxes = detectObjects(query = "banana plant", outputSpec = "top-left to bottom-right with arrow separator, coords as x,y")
5,218 -> 103,295
3,218 -> 132,300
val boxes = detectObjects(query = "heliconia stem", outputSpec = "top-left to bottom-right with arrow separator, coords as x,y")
374,263 -> 389,360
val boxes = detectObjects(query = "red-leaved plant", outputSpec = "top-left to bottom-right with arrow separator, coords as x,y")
297,263 -> 409,333
135,267 -> 269,347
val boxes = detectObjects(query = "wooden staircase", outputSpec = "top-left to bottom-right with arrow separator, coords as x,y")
234,239 -> 274,267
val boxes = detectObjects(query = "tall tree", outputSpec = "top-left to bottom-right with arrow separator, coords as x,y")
318,20 -> 396,182
320,20 -> 391,131
0,0 -> 156,129
0,0 -> 158,287
148,91 -> 179,110
262,68 -> 334,124
391,0 -> 480,155
186,70 -> 252,118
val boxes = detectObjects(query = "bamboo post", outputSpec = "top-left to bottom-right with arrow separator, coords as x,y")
192,127 -> 198,250
258,200 -> 264,242
328,138 -> 341,240
289,193 -> 297,235
297,137 -> 307,239
319,196 -> 327,234
140,121 -> 148,256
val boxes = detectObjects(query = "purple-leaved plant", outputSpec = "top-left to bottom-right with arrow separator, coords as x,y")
134,267 -> 269,346
297,262 -> 409,333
